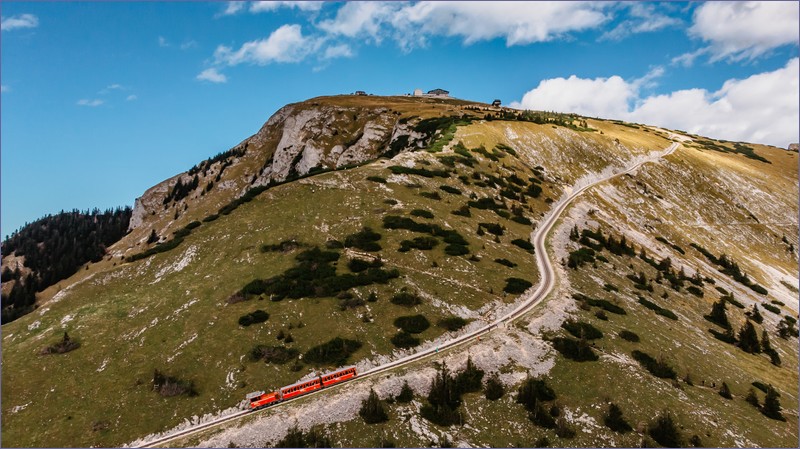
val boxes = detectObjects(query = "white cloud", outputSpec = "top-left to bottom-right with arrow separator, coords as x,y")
158,36 -> 169,47
322,43 -> 354,60
250,1 -> 324,13
1,85 -> 9,93
1,14 -> 39,31
99,84 -> 125,94
689,2 -> 799,62
512,58 -> 799,147
196,68 -> 228,83
126,94 -> 138,101
77,99 -> 104,107
318,1 -> 610,49
218,2 -> 245,17
214,24 -> 317,66
180,40 -> 198,50
670,47 -> 709,68
600,3 -> 681,42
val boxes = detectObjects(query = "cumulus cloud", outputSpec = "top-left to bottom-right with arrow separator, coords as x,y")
250,1 -> 324,13
218,2 -> 245,17
600,3 -> 681,42
126,94 -> 138,101
322,43 -> 354,60
1,13 -> 39,31
196,68 -> 228,83
512,58 -> 799,147
688,1 -> 799,62
318,1 -> 610,49
214,24 -> 317,66
77,99 -> 104,107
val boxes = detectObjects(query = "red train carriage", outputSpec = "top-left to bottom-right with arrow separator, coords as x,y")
320,366 -> 357,387
280,377 -> 322,400
246,390 -> 281,410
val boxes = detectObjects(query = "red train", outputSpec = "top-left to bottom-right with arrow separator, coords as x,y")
246,366 -> 357,410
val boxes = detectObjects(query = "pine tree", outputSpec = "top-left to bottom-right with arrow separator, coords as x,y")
745,388 -> 760,408
648,410 -> 683,448
761,386 -> 785,421
604,403 -> 632,433
455,356 -> 484,394
719,382 -> 732,399
705,300 -> 730,329
484,372 -> 505,401
359,389 -> 389,424
396,381 -> 414,403
737,320 -> 761,353
751,304 -> 764,324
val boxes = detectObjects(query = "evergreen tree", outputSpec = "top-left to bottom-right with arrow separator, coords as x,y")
455,356 -> 484,394
396,381 -> 414,403
648,410 -> 683,448
604,403 -> 632,433
762,386 -> 785,421
517,376 -> 557,412
359,389 -> 389,424
751,304 -> 764,324
745,388 -> 760,408
484,372 -> 505,401
146,229 -> 159,244
705,300 -> 730,329
719,382 -> 732,399
737,320 -> 761,353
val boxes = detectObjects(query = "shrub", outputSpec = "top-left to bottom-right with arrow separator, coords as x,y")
261,239 -> 302,253
238,310 -> 269,327
391,331 -> 420,348
41,332 -> 80,355
511,238 -> 534,253
494,258 -> 517,268
274,426 -> 331,448
504,277 -> 532,294
511,215 -> 532,225
561,320 -> 603,340
410,209 -> 434,219
631,350 -> 676,379
484,373 -> 505,400
517,377 -> 557,412
249,345 -> 299,364
344,227 -> 383,252
638,297 -> 678,320
604,403 -> 632,433
567,248 -> 595,268
550,337 -> 599,362
388,165 -> 450,178
439,185 -> 462,195
348,257 -> 383,273
762,303 -> 781,314
619,330 -> 640,342
451,205 -> 471,217
367,176 -> 387,184
444,244 -> 469,256
719,382 -> 732,399
479,222 -> 505,236
394,314 -> 431,333
303,337 -> 362,365
419,191 -> 442,200
152,369 -> 198,397
391,292 -> 422,307
438,316 -> 469,331
573,293 -> 627,315
399,236 -> 439,252
455,357 -> 484,394
648,411 -> 683,448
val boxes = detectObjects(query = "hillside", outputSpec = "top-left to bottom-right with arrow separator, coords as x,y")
1,95 -> 797,448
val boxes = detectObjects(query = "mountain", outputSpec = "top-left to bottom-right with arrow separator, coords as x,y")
1,95 -> 797,448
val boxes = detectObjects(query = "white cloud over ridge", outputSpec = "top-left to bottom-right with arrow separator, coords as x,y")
512,58 -> 799,148
214,24 -> 317,66
689,1 -> 799,62
1,13 -> 39,31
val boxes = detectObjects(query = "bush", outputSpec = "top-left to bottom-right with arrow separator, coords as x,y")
762,303 -> 781,314
573,294 -> 627,315
391,331 -> 420,348
638,297 -> 678,320
561,320 -> 603,340
504,277 -> 533,294
359,389 -> 389,424
511,238 -> 534,253
479,222 -> 505,236
719,382 -> 732,399
517,376 -> 557,412
388,165 -> 450,178
451,205 -> 471,217
303,337 -> 362,365
439,185 -> 462,195
619,330 -> 640,342
274,426 -> 331,448
249,345 -> 298,364
631,350 -> 676,379
41,332 -> 80,355
367,176 -> 387,184
550,337 -> 599,362
394,314 -> 431,333
438,316 -> 469,331
410,209 -> 434,219
455,356 -> 484,394
484,373 -> 505,400
648,411 -> 683,448
399,236 -> 439,252
444,244 -> 469,256
261,239 -> 303,253
511,215 -> 532,225
348,257 -> 383,273
152,369 -> 198,397
344,227 -> 383,252
238,310 -> 269,327
567,248 -> 595,268
604,403 -> 632,433
391,292 -> 422,307
494,258 -> 517,268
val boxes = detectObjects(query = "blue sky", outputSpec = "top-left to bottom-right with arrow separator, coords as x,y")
2,1 -> 798,237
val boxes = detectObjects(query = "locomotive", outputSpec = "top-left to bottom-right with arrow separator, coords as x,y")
245,365 -> 357,410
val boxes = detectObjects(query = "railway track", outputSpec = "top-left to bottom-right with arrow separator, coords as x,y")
138,140 -> 679,448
